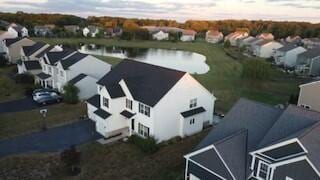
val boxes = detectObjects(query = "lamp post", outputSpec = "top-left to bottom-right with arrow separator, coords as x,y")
40,109 -> 48,131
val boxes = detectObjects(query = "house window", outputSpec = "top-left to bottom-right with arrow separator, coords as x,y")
131,119 -> 135,130
60,70 -> 64,77
48,67 -> 52,74
190,118 -> 195,125
126,99 -> 133,110
103,97 -> 109,108
43,65 -> 46,71
138,123 -> 149,137
139,103 -> 150,117
189,98 -> 197,108
258,162 -> 270,180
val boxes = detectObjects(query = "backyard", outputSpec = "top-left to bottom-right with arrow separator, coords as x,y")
33,38 -> 307,112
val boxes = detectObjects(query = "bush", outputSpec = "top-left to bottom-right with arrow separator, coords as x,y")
224,40 -> 231,48
60,145 -> 81,176
63,83 -> 79,104
0,54 -> 7,67
14,74 -> 34,84
129,135 -> 159,154
242,60 -> 273,80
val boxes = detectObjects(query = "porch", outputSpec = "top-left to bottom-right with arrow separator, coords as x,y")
35,72 -> 53,88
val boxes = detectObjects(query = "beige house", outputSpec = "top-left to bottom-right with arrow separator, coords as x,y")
3,37 -> 35,64
298,81 -> 320,112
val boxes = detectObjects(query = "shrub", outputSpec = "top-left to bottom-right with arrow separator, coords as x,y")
0,54 -> 7,67
63,83 -> 79,104
60,145 -> 81,176
14,73 -> 34,84
241,59 -> 274,80
129,135 -> 159,154
224,40 -> 231,48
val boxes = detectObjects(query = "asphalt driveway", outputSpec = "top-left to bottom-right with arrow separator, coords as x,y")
0,97 -> 39,113
0,120 -> 102,158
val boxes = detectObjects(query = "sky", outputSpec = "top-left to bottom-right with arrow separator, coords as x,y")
0,0 -> 319,23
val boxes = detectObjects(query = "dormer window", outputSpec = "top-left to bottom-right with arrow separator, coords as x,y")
258,161 -> 270,180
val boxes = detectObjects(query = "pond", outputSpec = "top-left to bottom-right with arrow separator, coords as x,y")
77,44 -> 209,74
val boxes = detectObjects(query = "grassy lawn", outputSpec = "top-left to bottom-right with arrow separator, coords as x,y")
0,128 -> 210,180
0,103 -> 86,139
33,38 -> 306,112
0,66 -> 34,102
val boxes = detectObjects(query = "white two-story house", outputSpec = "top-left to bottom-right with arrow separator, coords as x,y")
37,50 -> 111,99
86,60 -> 216,143
7,24 -> 28,37
273,43 -> 307,67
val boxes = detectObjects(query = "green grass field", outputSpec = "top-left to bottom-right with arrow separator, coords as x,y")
33,38 -> 305,112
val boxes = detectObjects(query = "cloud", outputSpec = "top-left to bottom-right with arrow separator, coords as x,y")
0,0 -> 319,23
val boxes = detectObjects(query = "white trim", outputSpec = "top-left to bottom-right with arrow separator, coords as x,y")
184,144 -> 236,180
212,145 -> 236,180
184,145 -> 215,159
250,138 -> 299,155
188,159 -> 226,180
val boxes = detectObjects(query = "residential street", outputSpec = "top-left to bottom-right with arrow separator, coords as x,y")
0,97 -> 39,113
0,120 -> 102,157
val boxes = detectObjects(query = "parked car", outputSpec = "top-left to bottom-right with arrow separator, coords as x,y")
32,89 -> 59,101
35,94 -> 63,105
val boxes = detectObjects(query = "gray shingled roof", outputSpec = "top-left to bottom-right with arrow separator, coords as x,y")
191,98 -> 320,180
35,46 -> 55,58
5,37 -> 24,46
278,43 -> 299,52
60,52 -> 88,69
23,60 -> 41,70
69,73 -> 87,85
97,59 -> 186,107
86,94 -> 100,108
46,50 -> 75,65
22,42 -> 47,56
298,48 -> 320,59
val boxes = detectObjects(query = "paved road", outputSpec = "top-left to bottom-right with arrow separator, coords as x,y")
0,97 -> 39,113
0,120 -> 102,157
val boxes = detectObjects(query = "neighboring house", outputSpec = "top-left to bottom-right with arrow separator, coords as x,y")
286,35 -> 302,43
237,36 -> 255,48
64,25 -> 80,33
296,48 -> 320,76
7,24 -> 28,37
253,40 -> 283,58
256,33 -> 274,40
224,31 -> 249,46
247,38 -> 264,53
17,60 -> 42,75
205,30 -> 224,44
37,50 -> 111,99
181,30 -> 197,42
298,81 -> 320,112
184,98 -> 320,180
303,38 -> 320,49
34,25 -> 55,37
2,37 -> 35,64
86,60 -> 216,142
152,31 -> 169,41
141,26 -> 184,34
83,26 -> 100,37
273,43 -> 307,67
21,42 -> 50,61
105,27 -> 123,37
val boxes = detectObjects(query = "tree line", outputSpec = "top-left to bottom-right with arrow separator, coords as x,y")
0,12 -> 319,39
